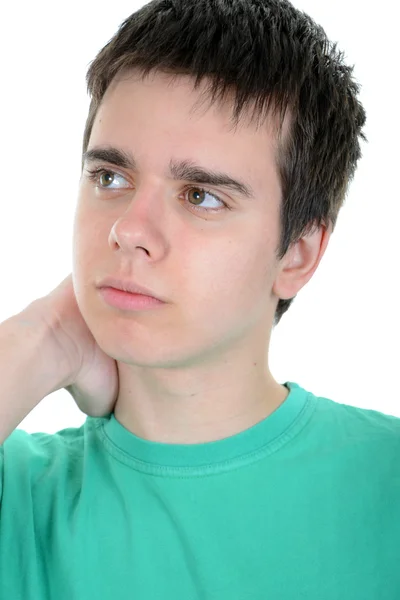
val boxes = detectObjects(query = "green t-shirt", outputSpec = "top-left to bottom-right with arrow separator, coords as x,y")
1,381 -> 399,599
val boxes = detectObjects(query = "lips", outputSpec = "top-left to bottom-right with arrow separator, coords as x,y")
98,276 -> 166,302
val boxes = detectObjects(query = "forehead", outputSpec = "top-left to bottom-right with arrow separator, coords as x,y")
89,69 -> 284,201
99,68 -> 281,137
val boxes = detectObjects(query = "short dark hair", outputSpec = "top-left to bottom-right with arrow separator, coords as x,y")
81,0 -> 367,327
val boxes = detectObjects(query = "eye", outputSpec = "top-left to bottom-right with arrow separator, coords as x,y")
85,167 -> 230,214
182,187 -> 228,213
86,167 -> 129,190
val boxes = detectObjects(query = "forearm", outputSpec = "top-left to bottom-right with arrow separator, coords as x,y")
0,301 -> 68,445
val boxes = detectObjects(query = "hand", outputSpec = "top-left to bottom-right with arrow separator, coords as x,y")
37,274 -> 119,417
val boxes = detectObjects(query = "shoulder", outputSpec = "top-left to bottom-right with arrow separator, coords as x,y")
308,387 -> 400,456
0,416 -> 106,487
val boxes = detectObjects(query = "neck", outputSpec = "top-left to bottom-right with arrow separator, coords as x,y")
113,360 -> 289,444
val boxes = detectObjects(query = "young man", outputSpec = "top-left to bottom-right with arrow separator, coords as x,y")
1,0 -> 399,598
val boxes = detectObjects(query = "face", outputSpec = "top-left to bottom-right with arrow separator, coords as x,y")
72,70 -> 284,368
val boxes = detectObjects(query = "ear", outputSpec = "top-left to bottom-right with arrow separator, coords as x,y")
272,222 -> 333,301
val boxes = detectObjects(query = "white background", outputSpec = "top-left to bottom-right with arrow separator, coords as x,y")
0,0 -> 398,434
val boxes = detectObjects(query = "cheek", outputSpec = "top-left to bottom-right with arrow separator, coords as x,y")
179,249 -> 271,345
230,256 -> 270,308
72,209 -> 104,267
191,244 -> 270,310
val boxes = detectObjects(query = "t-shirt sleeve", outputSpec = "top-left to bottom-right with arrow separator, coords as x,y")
0,429 -> 42,510
0,443 -> 4,506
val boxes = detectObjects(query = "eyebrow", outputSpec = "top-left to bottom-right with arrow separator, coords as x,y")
82,145 -> 255,200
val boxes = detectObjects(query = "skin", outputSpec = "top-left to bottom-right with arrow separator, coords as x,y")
72,69 -> 331,444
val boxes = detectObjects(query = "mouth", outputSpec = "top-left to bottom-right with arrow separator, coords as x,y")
99,286 -> 166,311
98,276 -> 166,302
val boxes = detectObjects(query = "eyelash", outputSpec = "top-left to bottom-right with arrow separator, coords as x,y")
85,167 -> 230,214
